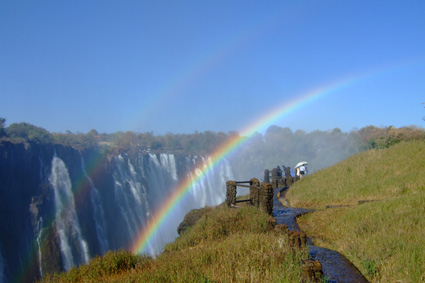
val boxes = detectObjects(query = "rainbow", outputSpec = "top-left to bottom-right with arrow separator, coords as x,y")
130,72 -> 368,255
17,150 -> 107,281
127,9 -> 293,132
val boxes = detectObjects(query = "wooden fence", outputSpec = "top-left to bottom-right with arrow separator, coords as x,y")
225,178 -> 274,215
264,166 -> 299,189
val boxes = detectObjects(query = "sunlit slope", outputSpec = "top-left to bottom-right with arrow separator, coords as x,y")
42,206 -> 307,282
287,140 -> 425,282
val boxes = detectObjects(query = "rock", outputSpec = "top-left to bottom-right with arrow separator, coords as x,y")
301,259 -> 323,282
288,230 -> 307,249
177,207 -> 212,235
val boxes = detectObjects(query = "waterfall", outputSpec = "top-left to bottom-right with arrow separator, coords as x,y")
111,154 -> 150,250
36,217 -> 43,277
49,156 -> 90,270
143,153 -> 181,254
142,154 -> 234,255
187,156 -> 233,207
0,146 -> 236,281
159,153 -> 178,180
107,153 -> 234,256
81,158 -> 109,254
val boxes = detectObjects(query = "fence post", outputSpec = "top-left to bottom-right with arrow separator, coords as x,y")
271,168 -> 279,189
226,181 -> 237,206
249,178 -> 260,207
264,169 -> 270,183
285,167 -> 293,185
259,182 -> 274,215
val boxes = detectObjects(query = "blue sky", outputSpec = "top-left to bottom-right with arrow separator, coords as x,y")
1,1 -> 424,135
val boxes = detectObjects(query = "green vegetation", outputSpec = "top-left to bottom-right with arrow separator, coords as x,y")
2,117 -> 424,176
41,250 -> 150,282
0,118 -> 238,154
42,205 -> 308,282
4,122 -> 53,144
3,116 -> 422,281
286,140 -> 425,282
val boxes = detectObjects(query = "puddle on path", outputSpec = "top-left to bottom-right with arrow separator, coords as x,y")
273,188 -> 369,283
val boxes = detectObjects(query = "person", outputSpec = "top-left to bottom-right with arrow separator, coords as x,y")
276,166 -> 282,177
299,165 -> 307,178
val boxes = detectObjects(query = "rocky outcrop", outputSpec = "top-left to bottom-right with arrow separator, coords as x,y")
177,207 -> 213,235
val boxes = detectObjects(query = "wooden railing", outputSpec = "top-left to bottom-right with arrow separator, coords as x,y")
225,178 -> 273,215
264,166 -> 299,189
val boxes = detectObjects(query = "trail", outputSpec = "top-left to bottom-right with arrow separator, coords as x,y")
273,187 -> 368,283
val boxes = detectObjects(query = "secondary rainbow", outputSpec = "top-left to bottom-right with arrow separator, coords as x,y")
130,73 -> 364,255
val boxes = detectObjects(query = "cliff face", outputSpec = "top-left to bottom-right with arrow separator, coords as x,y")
0,141 -> 233,282
0,142 -> 53,282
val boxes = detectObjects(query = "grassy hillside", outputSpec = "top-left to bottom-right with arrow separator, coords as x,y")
286,140 -> 425,282
42,205 -> 308,282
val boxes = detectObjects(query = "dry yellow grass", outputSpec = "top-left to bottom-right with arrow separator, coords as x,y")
42,205 -> 308,282
287,140 -> 425,282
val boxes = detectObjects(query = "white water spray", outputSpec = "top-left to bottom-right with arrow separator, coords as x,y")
36,217 -> 43,277
49,156 -> 90,270
112,154 -> 149,248
81,158 -> 109,254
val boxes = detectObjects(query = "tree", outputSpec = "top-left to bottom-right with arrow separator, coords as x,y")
151,140 -> 163,150
87,129 -> 99,137
5,122 -> 53,144
117,131 -> 137,150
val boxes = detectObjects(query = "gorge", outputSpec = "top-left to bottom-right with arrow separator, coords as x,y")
0,141 -> 233,282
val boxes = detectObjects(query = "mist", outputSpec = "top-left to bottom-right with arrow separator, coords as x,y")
228,125 -> 365,182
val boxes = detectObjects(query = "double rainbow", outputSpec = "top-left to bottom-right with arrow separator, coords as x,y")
130,73 -> 365,254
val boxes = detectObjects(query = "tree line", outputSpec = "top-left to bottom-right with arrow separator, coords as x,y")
1,118 -> 424,175
0,118 -> 239,154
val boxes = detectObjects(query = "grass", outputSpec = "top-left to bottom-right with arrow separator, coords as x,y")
42,140 -> 425,282
286,140 -> 425,282
42,205 -> 308,282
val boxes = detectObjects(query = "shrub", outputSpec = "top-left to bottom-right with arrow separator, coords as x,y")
5,122 -> 53,144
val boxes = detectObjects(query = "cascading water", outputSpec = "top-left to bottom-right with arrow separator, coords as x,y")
143,153 -> 182,254
159,153 -> 178,180
146,154 -> 234,255
111,154 -> 150,248
36,217 -> 43,278
0,144 -> 235,282
81,158 -> 109,254
187,156 -> 233,208
109,153 -> 234,255
49,156 -> 90,270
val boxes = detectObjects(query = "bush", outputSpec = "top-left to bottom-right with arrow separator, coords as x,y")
5,122 -> 53,144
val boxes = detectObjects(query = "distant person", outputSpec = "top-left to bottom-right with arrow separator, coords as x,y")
276,166 -> 282,177
299,165 -> 307,178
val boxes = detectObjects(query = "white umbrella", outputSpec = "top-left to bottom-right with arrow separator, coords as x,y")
295,161 -> 308,168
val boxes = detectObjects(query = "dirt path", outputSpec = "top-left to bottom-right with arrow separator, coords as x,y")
273,187 -> 368,283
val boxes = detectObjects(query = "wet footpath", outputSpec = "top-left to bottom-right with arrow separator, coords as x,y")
273,187 -> 369,283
